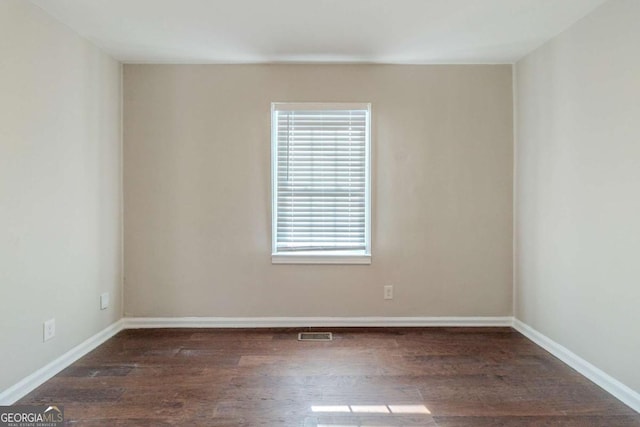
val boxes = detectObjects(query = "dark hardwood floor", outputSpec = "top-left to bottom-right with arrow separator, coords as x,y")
18,327 -> 640,426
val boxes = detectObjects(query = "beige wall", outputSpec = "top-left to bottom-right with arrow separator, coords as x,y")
0,1 -> 122,393
515,0 -> 640,392
124,64 -> 513,317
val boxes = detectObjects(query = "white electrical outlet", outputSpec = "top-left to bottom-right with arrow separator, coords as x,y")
100,292 -> 109,310
43,318 -> 55,342
384,285 -> 393,300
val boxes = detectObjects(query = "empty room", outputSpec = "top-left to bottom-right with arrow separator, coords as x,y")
1,0 -> 639,425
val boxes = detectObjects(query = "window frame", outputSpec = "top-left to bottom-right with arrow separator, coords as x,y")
271,102 -> 372,265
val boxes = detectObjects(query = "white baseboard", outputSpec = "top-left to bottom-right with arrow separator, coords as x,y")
0,319 -> 125,405
6,316 -> 637,415
123,316 -> 513,329
512,318 -> 640,414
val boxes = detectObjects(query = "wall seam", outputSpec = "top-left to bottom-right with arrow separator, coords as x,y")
511,62 -> 518,319
120,63 -> 125,320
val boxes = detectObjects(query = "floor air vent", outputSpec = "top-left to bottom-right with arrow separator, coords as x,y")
298,332 -> 332,341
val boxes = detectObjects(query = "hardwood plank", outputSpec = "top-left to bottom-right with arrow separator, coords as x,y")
16,328 -> 640,426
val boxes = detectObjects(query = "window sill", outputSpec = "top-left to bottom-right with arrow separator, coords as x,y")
271,252 -> 371,265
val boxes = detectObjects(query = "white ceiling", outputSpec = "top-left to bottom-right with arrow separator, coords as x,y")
30,0 -> 607,64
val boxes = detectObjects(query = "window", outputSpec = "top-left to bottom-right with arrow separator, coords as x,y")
271,102 -> 371,264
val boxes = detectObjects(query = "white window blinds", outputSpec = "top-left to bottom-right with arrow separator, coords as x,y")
272,103 -> 371,255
